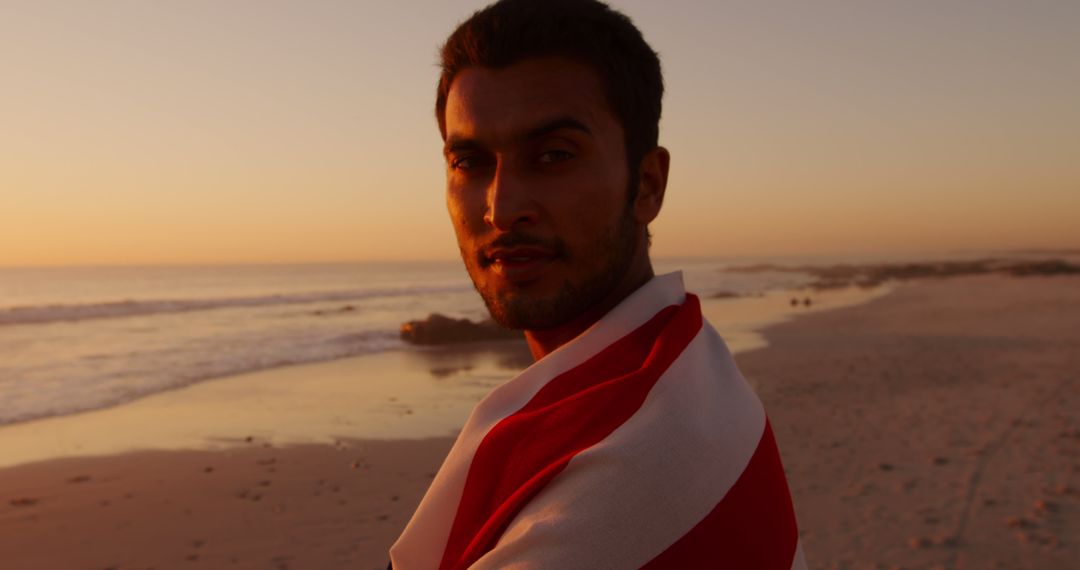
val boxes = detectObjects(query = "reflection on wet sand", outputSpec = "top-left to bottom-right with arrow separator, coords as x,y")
413,339 -> 533,380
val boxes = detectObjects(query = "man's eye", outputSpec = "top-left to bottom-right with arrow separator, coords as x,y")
451,156 -> 484,170
537,150 -> 573,164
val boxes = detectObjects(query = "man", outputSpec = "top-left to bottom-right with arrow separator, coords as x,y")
391,0 -> 805,568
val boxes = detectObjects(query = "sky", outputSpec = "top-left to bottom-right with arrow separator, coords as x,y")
2,0 -> 1078,267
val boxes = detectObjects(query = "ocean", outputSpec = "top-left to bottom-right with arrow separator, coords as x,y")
0,252 -> 1000,428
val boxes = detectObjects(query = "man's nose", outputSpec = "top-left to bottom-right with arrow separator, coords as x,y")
484,162 -> 539,230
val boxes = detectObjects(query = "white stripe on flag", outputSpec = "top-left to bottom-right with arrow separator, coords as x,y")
472,324 -> 766,568
390,273 -> 688,570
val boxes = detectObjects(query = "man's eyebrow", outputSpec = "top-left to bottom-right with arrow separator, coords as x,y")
522,116 -> 593,140
444,136 -> 480,157
443,116 -> 593,157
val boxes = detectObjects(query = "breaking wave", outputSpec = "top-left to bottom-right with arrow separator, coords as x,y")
0,284 -> 471,326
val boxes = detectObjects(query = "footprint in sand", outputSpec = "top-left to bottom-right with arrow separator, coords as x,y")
235,489 -> 263,501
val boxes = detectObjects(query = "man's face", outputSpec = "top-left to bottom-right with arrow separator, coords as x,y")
443,57 -> 639,330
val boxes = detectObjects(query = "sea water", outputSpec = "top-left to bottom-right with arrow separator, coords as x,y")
0,256 -> 884,427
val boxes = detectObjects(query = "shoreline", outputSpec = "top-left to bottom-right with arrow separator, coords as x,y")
2,274 -> 1076,567
0,340 -> 532,470
0,280 -> 885,470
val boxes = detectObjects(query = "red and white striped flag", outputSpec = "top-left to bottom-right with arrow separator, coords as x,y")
391,272 -> 806,569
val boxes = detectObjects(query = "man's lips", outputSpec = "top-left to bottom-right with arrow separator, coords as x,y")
484,246 -> 557,282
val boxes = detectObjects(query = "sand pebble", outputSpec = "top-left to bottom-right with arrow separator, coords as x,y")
203,466 -> 214,474
10,497 -> 39,507
1004,516 -> 1035,528
877,462 -> 894,471
931,456 -> 948,466
933,534 -> 958,547
906,536 -> 931,549
1032,499 -> 1056,513
1015,531 -> 1031,544
66,474 -> 92,484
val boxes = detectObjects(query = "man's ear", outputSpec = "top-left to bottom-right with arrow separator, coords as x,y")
633,146 -> 670,225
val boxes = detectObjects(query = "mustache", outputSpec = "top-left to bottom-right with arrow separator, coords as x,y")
476,233 -> 566,267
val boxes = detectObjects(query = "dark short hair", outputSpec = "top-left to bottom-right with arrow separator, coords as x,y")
435,0 -> 663,186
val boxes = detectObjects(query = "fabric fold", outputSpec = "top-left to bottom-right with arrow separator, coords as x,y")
390,273 -> 804,570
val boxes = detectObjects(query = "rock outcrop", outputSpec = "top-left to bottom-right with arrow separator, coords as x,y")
400,313 -> 522,345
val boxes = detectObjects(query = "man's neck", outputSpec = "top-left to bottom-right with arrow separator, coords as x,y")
524,256 -> 655,361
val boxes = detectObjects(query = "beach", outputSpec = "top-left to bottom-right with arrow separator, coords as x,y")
2,273 -> 1077,568
740,274 -> 1080,569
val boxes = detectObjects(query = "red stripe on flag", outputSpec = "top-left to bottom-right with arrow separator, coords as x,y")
439,295 -> 704,570
642,420 -> 799,569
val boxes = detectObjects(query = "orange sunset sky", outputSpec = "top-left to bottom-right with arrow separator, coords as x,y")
2,0 -> 1078,267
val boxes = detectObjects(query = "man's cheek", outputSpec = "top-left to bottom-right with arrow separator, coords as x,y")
450,195 -> 484,232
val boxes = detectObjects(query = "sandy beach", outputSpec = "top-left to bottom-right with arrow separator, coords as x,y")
2,273 -> 1077,568
738,274 -> 1080,569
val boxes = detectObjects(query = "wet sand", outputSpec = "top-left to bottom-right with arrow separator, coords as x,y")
1,274 -> 1076,568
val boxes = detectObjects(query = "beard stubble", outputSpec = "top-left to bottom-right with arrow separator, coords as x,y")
471,205 -> 638,331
